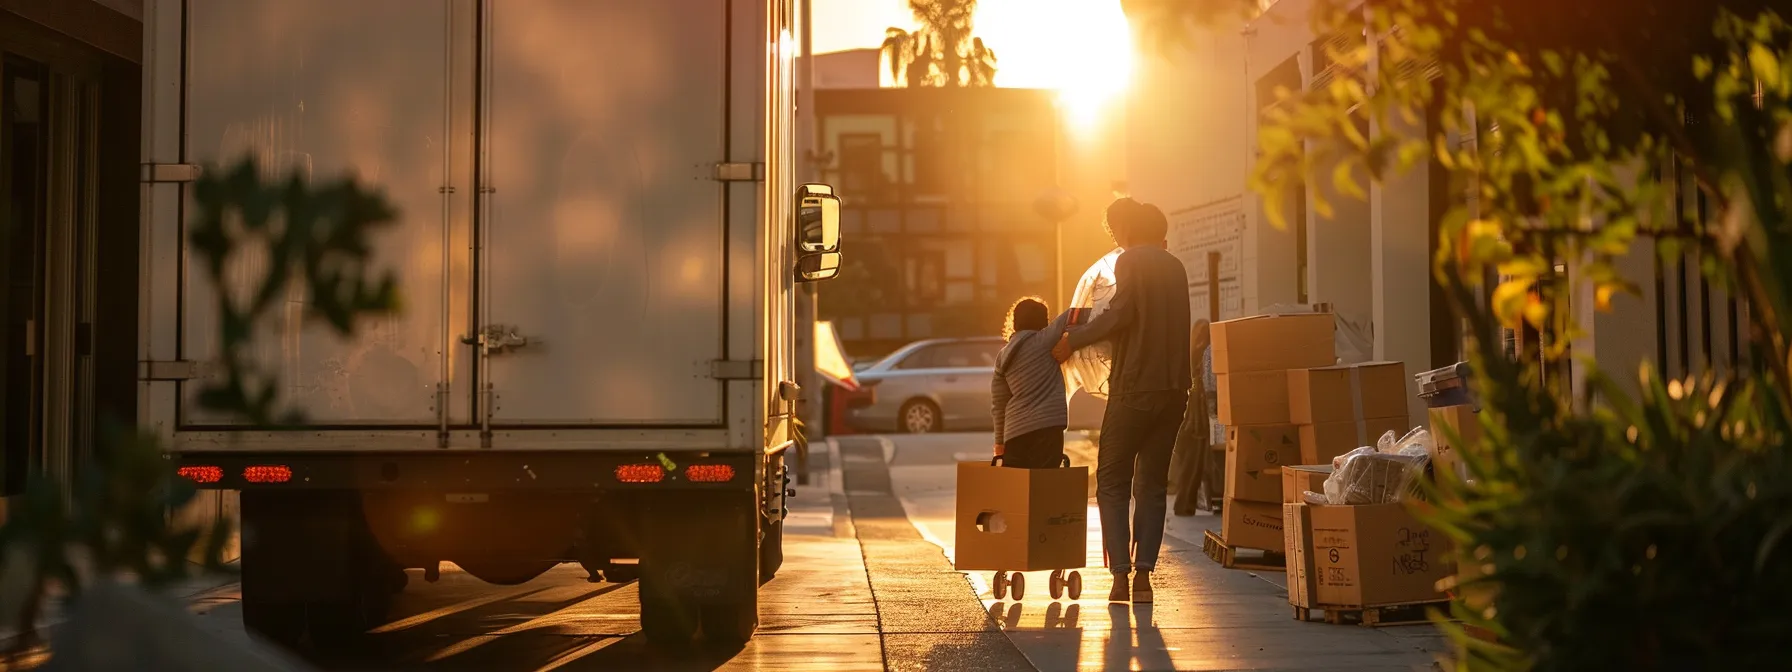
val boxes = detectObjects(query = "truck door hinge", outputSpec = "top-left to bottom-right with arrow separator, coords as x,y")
141,163 -> 202,183
712,162 -> 765,182
139,360 -> 210,381
709,359 -> 764,380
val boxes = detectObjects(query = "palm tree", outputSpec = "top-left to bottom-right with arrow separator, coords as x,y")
879,0 -> 998,88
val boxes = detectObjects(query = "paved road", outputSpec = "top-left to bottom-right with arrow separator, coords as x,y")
11,432 -> 1449,670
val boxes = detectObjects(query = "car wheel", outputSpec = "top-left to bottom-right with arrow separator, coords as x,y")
899,399 -> 940,434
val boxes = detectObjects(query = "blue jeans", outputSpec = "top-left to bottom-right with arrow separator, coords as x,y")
1097,391 -> 1186,576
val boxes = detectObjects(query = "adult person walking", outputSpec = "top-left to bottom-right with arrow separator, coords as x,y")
1053,199 -> 1190,603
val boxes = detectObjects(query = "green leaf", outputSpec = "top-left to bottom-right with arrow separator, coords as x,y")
1750,44 -> 1782,92
1693,55 -> 1715,80
1333,161 -> 1367,200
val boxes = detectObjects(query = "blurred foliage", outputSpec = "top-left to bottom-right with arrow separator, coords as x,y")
188,160 -> 401,427
882,0 -> 999,87
1133,0 -> 1792,669
0,158 -> 399,651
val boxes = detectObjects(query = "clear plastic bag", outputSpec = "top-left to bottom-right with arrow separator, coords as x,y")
1379,426 -> 1433,458
1062,248 -> 1123,401
1324,446 -> 1429,505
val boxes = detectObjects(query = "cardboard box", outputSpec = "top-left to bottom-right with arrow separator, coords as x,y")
1210,314 -> 1336,374
1225,447 -> 1282,503
1308,502 -> 1454,607
953,462 -> 1089,571
1299,415 -> 1411,466
1284,503 -> 1315,607
1221,498 -> 1284,551
1427,404 -> 1481,484
1288,362 -> 1410,425
1280,464 -> 1332,504
1216,369 -> 1292,425
1226,424 -> 1299,471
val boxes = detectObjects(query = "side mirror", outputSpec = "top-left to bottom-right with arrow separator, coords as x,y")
796,183 -> 843,283
797,251 -> 841,282
797,184 -> 841,254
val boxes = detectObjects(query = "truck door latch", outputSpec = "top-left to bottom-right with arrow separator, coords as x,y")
462,325 -> 536,355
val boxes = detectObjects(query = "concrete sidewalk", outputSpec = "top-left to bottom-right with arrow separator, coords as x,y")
881,432 -> 1448,672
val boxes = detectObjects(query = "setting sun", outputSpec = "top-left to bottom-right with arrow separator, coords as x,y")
821,0 -> 1138,130
974,0 -> 1136,129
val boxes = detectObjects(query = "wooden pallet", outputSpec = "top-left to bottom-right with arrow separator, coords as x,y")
1201,529 -> 1285,571
1292,600 -> 1449,627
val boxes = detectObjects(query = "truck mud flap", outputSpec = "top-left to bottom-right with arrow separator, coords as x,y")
636,493 -> 759,604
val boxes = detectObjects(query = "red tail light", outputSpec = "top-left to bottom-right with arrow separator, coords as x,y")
177,466 -> 223,483
243,465 -> 293,483
615,464 -> 665,483
685,464 -> 736,482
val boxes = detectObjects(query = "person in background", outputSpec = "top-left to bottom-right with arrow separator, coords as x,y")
991,297 -> 1073,468
1053,199 -> 1190,604
1170,320 -> 1216,516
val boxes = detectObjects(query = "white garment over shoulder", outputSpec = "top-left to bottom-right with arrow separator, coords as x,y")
1062,248 -> 1123,401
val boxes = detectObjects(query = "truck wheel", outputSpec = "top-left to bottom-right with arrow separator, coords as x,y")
759,518 -> 784,584
241,601 -> 307,650
700,600 -> 756,650
241,497 -> 310,649
240,492 -> 396,650
639,578 -> 698,649
307,590 -> 393,648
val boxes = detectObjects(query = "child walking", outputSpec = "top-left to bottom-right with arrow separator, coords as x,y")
991,297 -> 1073,468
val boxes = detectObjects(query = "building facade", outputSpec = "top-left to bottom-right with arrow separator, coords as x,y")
1,0 -> 143,513
1125,0 -> 1740,416
812,87 -> 1064,359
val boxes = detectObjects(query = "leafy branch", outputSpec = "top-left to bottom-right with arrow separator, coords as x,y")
0,157 -> 401,655
187,160 -> 402,427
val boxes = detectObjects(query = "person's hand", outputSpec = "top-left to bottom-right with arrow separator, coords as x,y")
1052,333 -> 1073,362
994,443 -> 1005,458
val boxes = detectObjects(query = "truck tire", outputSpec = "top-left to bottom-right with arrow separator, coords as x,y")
637,494 -> 761,649
240,492 -> 396,650
241,600 -> 307,650
639,577 -> 698,649
758,518 -> 784,584
700,600 -> 756,649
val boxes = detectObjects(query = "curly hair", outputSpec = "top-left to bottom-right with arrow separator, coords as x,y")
1003,296 -> 1049,340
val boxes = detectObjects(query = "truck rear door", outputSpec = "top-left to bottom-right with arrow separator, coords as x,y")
167,0 -> 734,439
479,0 -> 729,427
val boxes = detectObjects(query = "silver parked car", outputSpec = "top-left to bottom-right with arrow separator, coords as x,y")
848,337 -> 1006,434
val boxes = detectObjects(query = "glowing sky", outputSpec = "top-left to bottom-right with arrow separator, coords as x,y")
813,0 -> 1134,125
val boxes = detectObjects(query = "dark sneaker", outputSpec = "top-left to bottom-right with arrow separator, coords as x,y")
1132,571 -> 1155,604
1108,574 -> 1131,602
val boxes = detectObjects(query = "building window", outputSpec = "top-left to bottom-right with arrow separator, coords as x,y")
906,250 -> 944,304
910,118 -> 951,197
839,132 -> 886,201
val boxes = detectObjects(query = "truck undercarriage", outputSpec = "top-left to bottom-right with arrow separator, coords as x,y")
179,448 -> 790,649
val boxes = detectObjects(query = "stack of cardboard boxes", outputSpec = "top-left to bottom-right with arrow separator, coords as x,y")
1282,470 -> 1454,616
1288,362 -> 1411,466
1210,313 -> 1335,552
1279,368 -> 1460,618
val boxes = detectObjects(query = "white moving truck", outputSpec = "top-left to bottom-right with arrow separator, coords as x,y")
136,0 -> 839,648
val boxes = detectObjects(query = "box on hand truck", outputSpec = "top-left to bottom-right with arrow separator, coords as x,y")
954,457 -> 1089,601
